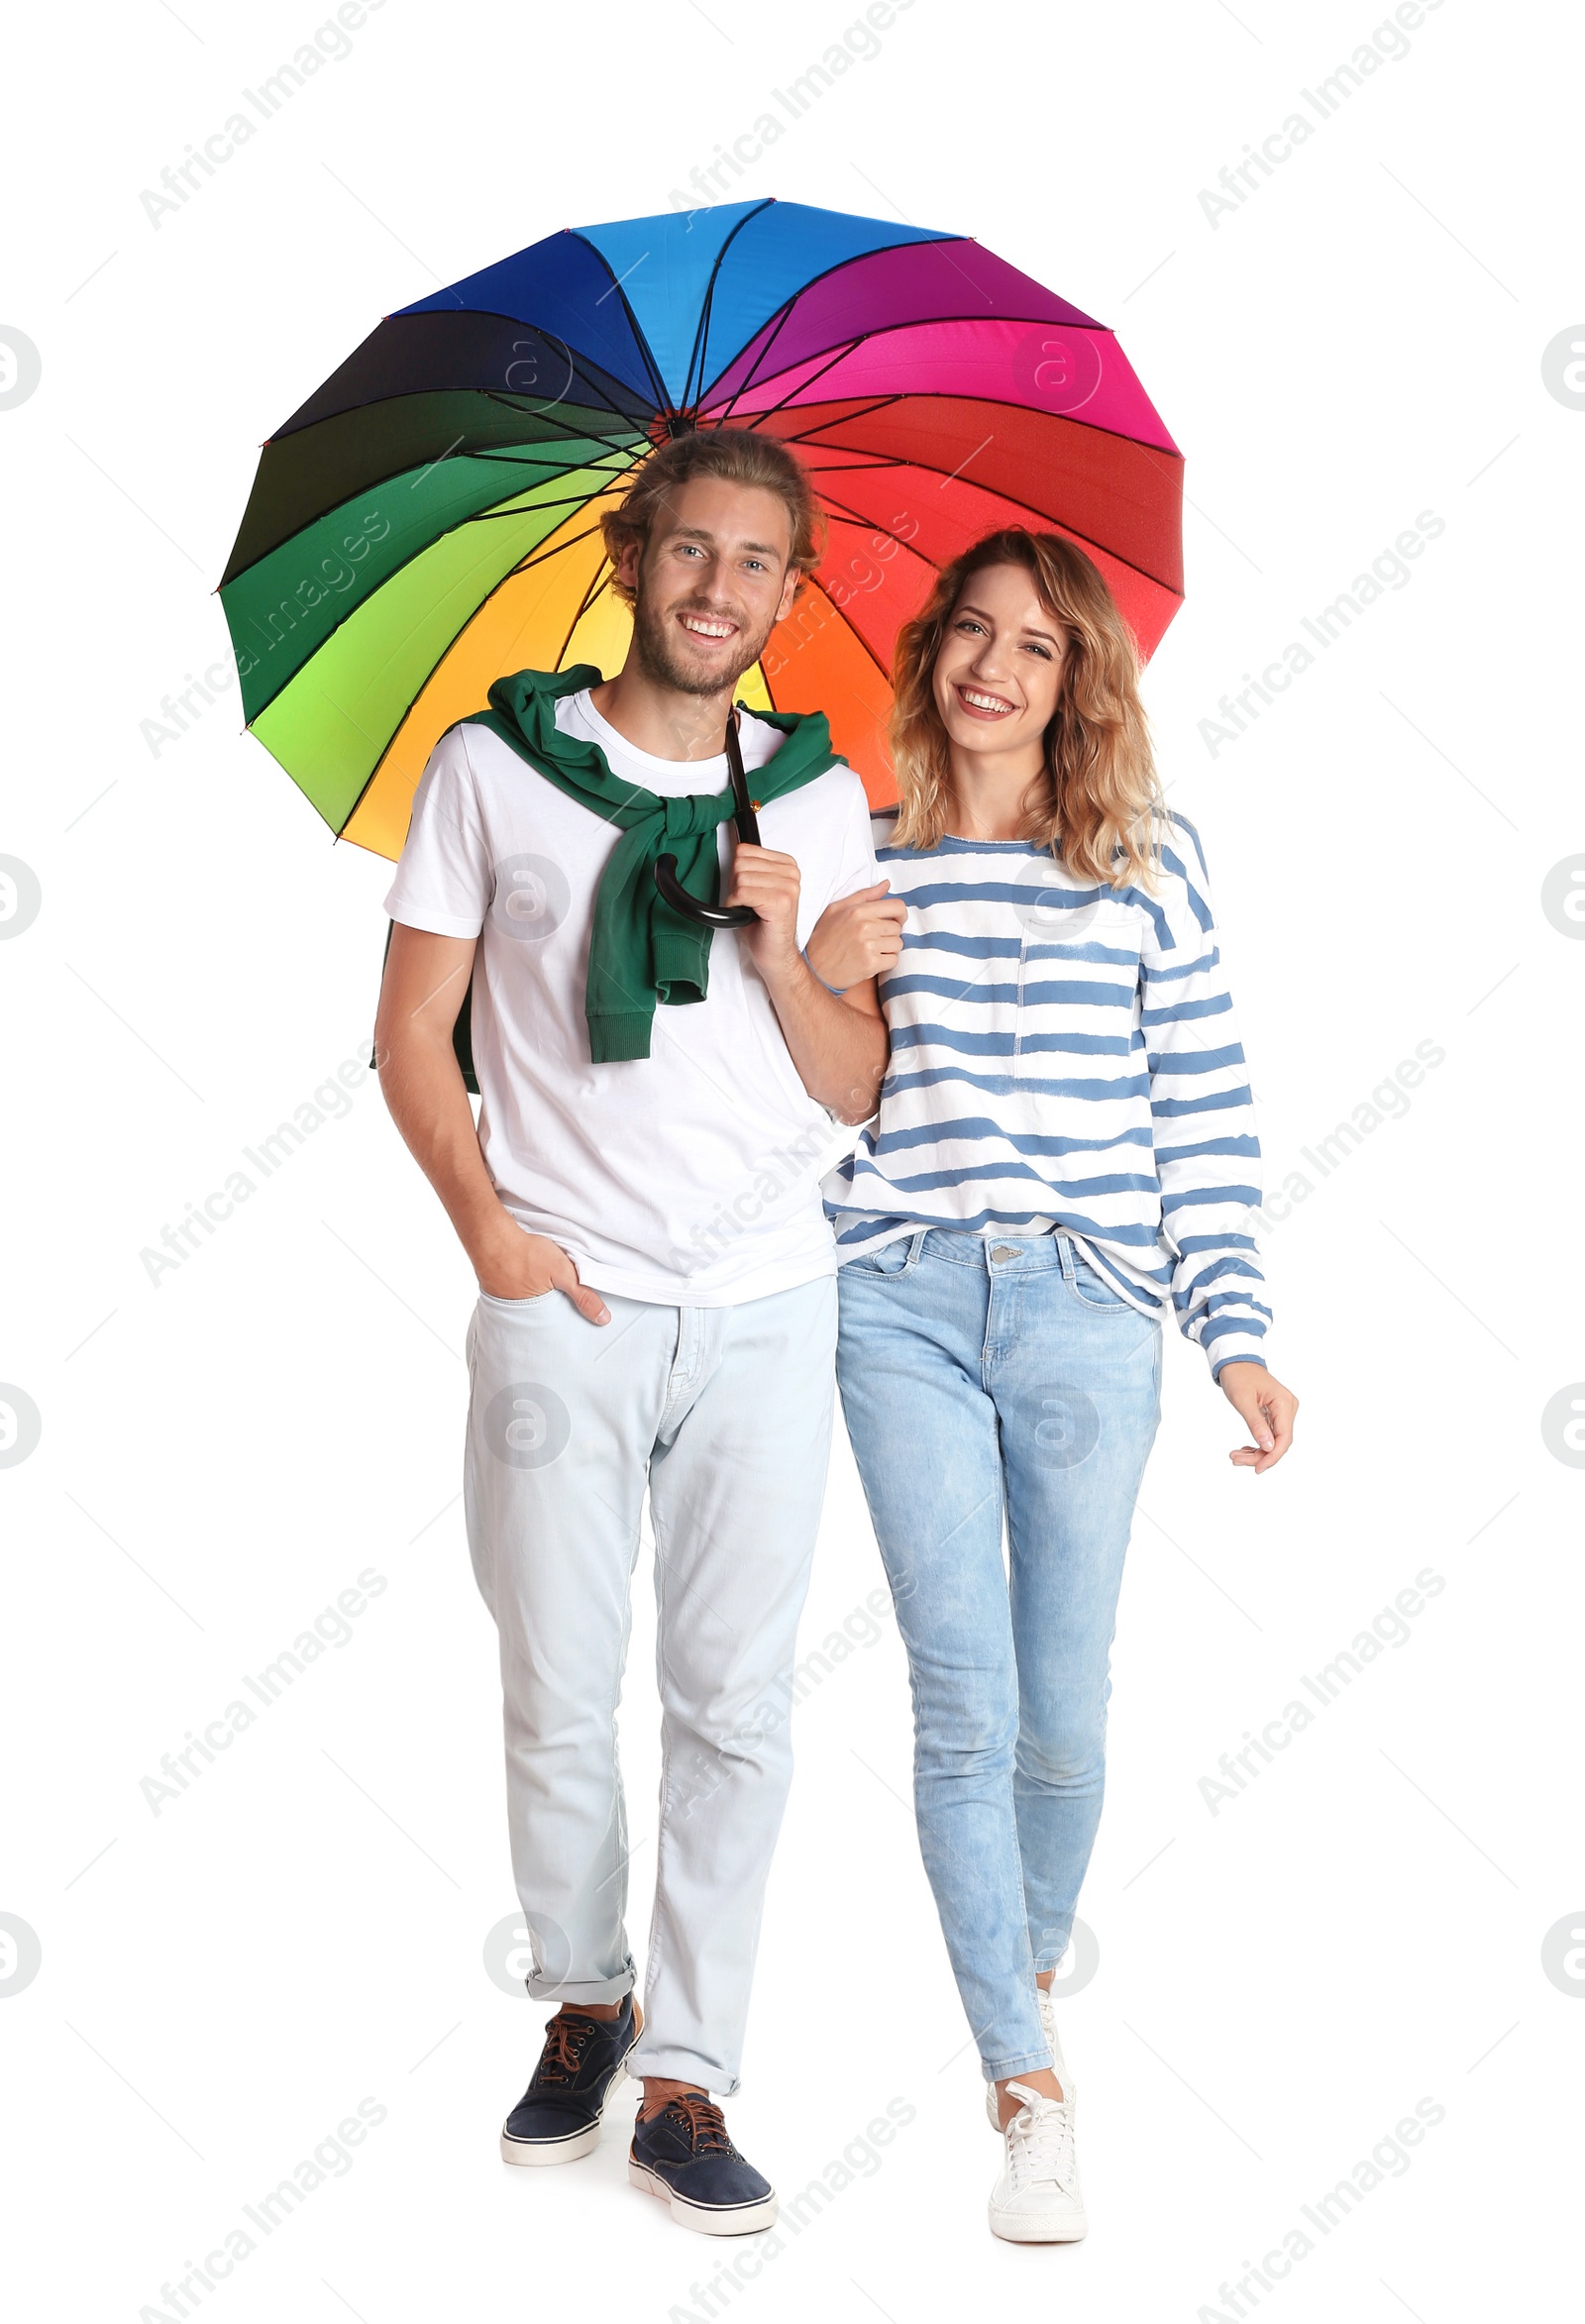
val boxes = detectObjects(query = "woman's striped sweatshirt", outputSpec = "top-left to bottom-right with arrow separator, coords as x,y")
823,812 -> 1273,1375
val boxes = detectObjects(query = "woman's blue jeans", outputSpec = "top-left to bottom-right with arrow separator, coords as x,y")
836,1229 -> 1162,2082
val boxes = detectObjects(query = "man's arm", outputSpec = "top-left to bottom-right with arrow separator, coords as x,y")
373,924 -> 609,1321
723,844 -> 888,1124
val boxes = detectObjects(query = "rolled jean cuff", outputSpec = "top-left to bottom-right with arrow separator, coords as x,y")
525,1965 -> 635,2006
982,2046 -> 1054,2084
628,2042 -> 738,2098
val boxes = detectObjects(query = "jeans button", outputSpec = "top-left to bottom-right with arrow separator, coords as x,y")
991,1244 -> 1017,1262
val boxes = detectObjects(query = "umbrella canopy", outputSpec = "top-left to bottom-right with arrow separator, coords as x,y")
220,199 -> 1183,859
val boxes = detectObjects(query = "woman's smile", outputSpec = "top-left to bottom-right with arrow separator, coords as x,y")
953,682 -> 1018,719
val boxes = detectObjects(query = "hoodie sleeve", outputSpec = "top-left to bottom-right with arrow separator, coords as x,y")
1141,816 -> 1273,1377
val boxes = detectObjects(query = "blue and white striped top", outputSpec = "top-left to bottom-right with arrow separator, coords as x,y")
823,812 -> 1272,1375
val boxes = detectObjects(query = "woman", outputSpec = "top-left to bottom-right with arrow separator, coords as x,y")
805,529 -> 1298,2244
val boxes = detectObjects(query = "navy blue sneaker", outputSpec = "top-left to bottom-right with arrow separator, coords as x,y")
628,2092 -> 778,2234
500,1995 -> 642,2166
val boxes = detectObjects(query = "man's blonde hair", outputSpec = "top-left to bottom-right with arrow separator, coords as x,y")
600,425 -> 826,606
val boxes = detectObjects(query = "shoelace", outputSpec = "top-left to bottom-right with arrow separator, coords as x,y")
663,2093 -> 736,2156
534,2010 -> 598,2086
1004,2091 -> 1078,2194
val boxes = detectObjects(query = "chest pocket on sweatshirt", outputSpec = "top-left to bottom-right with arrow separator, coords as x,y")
1013,897 -> 1144,1082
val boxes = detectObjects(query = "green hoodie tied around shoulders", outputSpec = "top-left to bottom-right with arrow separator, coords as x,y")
465,665 -> 842,1064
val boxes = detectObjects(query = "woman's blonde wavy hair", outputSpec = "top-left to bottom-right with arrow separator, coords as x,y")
890,529 -> 1165,889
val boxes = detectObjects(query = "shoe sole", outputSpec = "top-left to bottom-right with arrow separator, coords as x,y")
627,2159 -> 779,2236
500,2061 -> 629,2165
988,2203 -> 1089,2243
500,2003 -> 644,2167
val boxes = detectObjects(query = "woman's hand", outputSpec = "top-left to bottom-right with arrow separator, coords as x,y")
805,881 -> 908,992
1219,1363 -> 1298,1473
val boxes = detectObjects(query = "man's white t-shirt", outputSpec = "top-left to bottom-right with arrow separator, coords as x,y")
382,689 -> 879,1307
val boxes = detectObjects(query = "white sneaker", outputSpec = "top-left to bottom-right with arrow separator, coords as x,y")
988,2080 -> 1087,2243
985,1986 -> 1069,2129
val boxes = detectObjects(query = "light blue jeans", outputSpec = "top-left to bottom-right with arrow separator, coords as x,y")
464,1274 -> 837,2095
836,1229 -> 1161,2083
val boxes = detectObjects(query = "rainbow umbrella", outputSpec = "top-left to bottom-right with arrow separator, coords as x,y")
220,198 -> 1183,858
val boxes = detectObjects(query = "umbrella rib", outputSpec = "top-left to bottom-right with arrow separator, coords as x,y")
475,365 -> 653,439
332,517 -> 616,842
572,230 -> 672,415
465,491 -> 626,526
273,326 -> 652,448
708,292 -> 805,426
797,574 -> 893,685
788,381 -> 1181,462
469,435 -> 642,474
467,465 -> 637,495
768,391 -> 907,446
681,197 -> 775,414
473,385 -> 650,460
707,310 -> 1126,426
550,558 -> 619,673
792,393 -> 1182,476
234,486 -> 624,725
715,340 -> 880,432
463,459 -> 637,509
807,454 -> 1181,597
694,230 -> 965,410
713,324 -> 945,427
500,515 -> 617,577
224,397 -> 646,586
799,480 -> 941,565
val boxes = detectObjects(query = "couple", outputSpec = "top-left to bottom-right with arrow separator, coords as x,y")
374,426 -> 1298,2247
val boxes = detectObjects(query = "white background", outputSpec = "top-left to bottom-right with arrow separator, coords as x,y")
3,3 -> 1582,2319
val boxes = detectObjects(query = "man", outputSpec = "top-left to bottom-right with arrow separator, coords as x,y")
374,426 -> 885,2236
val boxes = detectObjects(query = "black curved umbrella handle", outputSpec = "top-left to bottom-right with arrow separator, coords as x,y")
651,702 -> 762,927
654,854 -> 759,927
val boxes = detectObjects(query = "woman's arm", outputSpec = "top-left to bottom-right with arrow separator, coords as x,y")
1142,822 -> 1298,1469
804,880 -> 908,993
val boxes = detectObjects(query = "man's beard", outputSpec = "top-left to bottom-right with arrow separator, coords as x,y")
632,587 -> 776,697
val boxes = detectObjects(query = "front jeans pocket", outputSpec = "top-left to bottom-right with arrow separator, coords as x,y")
1061,1241 -> 1135,1314
841,1231 -> 923,1281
